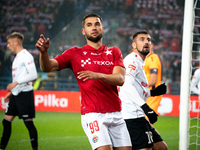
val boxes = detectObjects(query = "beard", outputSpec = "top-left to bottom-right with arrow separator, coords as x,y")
85,33 -> 103,43
138,50 -> 149,56
137,47 -> 150,56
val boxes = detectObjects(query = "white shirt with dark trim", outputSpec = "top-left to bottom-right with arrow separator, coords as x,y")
11,49 -> 37,95
119,52 -> 150,119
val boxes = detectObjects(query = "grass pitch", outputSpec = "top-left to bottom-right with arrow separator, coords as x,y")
0,111 -> 179,150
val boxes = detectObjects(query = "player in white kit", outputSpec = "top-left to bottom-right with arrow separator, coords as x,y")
119,31 -> 168,150
0,32 -> 38,150
191,68 -> 200,99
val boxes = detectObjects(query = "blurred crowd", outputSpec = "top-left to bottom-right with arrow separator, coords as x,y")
0,0 -> 88,76
0,0 -> 199,94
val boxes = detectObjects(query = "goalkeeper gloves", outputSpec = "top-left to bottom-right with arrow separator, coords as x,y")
150,83 -> 166,96
141,103 -> 158,124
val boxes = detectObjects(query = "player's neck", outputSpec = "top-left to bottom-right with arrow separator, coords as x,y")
15,46 -> 24,54
87,39 -> 102,49
133,49 -> 146,60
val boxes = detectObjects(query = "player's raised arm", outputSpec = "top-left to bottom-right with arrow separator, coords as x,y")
35,34 -> 59,72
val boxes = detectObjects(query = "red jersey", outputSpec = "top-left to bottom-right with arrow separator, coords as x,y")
54,44 -> 125,115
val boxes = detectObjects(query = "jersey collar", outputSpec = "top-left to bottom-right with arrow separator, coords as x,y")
132,52 -> 144,63
84,44 -> 106,52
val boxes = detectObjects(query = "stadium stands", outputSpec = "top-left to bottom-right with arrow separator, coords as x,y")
0,0 -> 190,94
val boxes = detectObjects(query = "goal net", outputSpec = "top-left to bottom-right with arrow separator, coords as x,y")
188,1 -> 200,149
180,0 -> 200,149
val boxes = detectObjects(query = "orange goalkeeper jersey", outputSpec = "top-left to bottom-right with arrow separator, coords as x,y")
144,53 -> 162,113
144,53 -> 162,90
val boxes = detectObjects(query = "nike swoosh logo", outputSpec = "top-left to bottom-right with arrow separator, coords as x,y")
148,111 -> 154,114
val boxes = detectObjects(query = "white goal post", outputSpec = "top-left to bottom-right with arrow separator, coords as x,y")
179,0 -> 194,150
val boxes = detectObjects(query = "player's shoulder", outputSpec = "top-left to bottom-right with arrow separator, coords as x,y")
124,54 -> 141,74
21,49 -> 30,54
194,68 -> 200,74
105,45 -> 120,52
149,53 -> 159,59
17,49 -> 34,63
62,46 -> 80,54
21,49 -> 33,58
146,53 -> 160,62
124,52 -> 140,64
68,46 -> 81,51
111,46 -> 120,50
103,45 -> 122,57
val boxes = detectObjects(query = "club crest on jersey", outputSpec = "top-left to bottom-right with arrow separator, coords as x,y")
105,49 -> 112,55
92,135 -> 99,143
81,58 -> 91,67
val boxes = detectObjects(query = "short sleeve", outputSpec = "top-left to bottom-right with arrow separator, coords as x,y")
113,46 -> 125,68
125,59 -> 138,78
54,48 -> 74,70
148,54 -> 161,69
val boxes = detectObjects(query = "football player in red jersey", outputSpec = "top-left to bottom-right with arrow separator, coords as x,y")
36,13 -> 131,150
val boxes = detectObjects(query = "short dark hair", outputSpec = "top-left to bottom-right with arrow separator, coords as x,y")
7,32 -> 24,42
82,13 -> 103,27
132,30 -> 148,41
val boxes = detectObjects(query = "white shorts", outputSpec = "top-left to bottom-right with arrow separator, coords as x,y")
81,111 -> 132,150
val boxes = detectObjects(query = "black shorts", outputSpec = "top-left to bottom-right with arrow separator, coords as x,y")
5,90 -> 35,119
125,117 -> 163,150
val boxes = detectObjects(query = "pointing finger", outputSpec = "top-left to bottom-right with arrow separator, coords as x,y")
40,34 -> 46,41
46,38 -> 50,44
